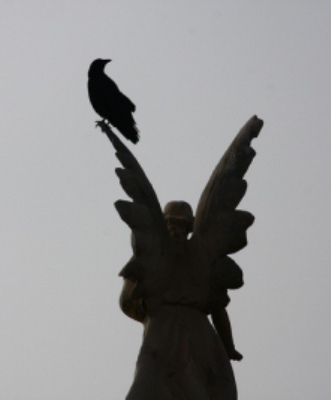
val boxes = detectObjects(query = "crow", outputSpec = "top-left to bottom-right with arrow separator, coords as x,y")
88,59 -> 139,144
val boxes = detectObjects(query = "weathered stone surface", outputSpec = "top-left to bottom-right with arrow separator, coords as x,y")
99,116 -> 263,399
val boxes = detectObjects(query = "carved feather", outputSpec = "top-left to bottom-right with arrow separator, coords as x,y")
193,115 -> 263,261
100,123 -> 168,293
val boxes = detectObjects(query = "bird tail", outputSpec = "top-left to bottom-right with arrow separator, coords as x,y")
120,125 -> 139,144
116,118 -> 140,144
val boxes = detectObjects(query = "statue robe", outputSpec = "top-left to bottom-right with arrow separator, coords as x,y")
125,238 -> 237,400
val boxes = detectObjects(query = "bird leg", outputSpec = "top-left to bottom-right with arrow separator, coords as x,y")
95,119 -> 115,135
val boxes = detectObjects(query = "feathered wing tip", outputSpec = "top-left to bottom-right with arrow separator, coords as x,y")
192,115 -> 263,260
98,119 -> 167,277
117,117 -> 140,144
125,125 -> 139,144
189,116 -> 263,300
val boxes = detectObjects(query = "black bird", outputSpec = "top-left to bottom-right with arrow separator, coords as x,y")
88,59 -> 139,144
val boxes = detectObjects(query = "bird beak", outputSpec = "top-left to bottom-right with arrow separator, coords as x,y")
104,59 -> 111,64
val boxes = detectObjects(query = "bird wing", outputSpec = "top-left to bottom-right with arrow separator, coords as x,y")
98,122 -> 168,300
118,92 -> 136,112
192,116 -> 263,270
102,75 -> 136,112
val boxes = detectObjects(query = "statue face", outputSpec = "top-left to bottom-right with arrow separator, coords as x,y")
166,217 -> 190,240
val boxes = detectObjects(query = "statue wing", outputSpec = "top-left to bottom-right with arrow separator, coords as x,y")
98,122 -> 168,299
192,116 -> 263,269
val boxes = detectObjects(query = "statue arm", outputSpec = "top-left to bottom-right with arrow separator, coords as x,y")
211,305 -> 243,361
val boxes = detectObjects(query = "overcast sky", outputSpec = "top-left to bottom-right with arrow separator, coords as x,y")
1,1 -> 331,399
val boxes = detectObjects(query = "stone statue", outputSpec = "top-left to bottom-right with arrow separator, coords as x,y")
97,116 -> 263,399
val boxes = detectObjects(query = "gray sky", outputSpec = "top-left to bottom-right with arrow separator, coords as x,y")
1,1 -> 331,399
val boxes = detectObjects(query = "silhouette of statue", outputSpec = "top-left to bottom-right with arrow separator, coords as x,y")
97,116 -> 263,399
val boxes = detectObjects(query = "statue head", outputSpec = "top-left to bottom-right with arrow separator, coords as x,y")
163,201 -> 194,239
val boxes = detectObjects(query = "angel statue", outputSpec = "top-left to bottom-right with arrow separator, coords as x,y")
97,116 -> 263,400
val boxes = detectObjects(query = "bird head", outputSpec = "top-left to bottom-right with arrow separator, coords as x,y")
88,59 -> 111,77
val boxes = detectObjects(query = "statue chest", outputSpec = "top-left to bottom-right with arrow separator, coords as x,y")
163,241 -> 210,311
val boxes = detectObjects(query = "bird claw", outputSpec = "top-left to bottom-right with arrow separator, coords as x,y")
95,120 -> 114,135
